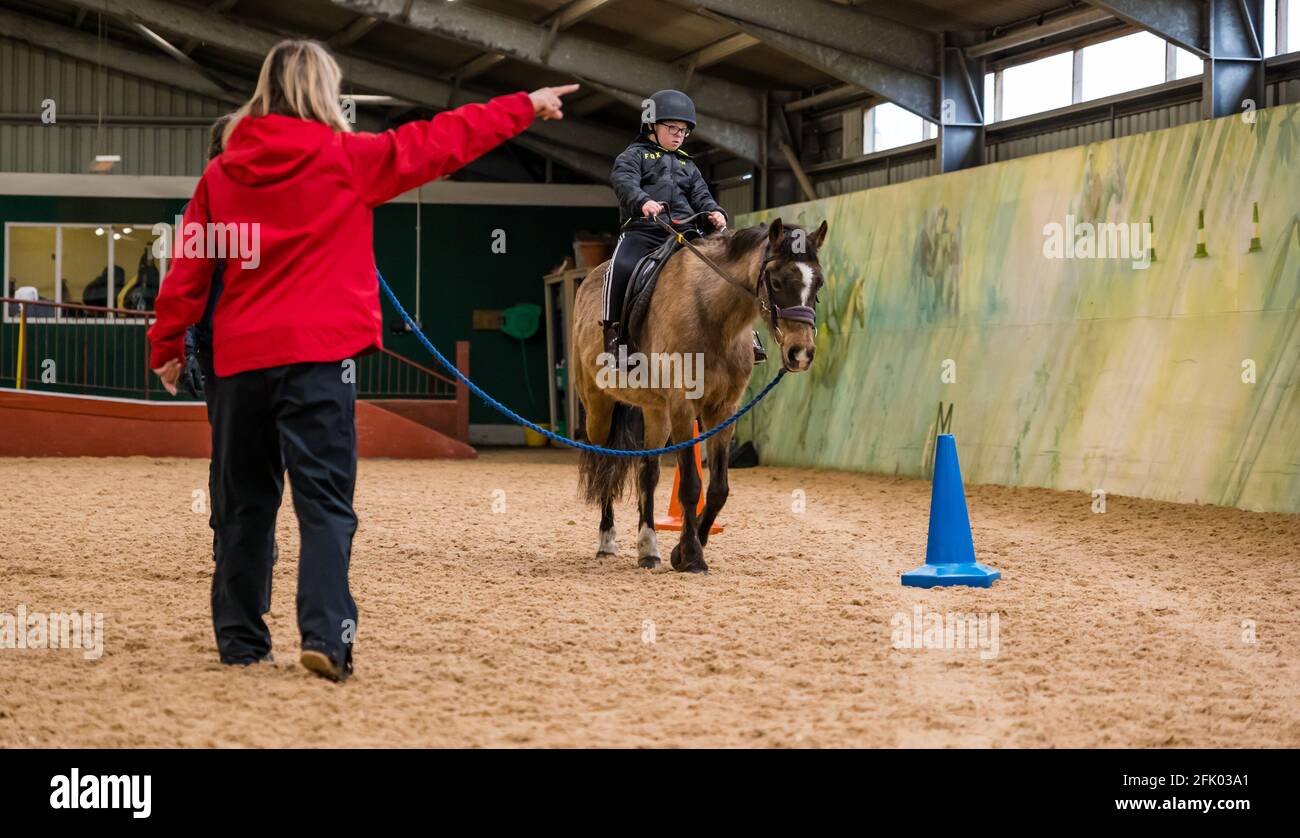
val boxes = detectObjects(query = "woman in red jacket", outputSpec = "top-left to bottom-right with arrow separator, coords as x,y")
149,39 -> 576,681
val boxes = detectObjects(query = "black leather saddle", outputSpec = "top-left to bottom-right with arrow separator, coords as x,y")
620,229 -> 697,351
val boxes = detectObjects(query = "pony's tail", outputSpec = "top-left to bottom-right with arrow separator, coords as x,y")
578,402 -> 644,505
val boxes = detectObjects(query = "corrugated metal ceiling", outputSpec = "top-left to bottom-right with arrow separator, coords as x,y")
855,0 -> 1078,32
15,0 -> 1088,96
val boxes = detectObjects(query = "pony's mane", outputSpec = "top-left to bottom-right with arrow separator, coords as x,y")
720,222 -> 818,263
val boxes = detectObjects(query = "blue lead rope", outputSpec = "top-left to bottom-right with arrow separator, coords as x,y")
376,269 -> 785,458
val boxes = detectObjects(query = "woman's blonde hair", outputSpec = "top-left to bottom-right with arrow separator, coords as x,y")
223,39 -> 350,146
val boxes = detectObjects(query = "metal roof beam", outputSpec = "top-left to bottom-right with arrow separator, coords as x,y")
328,0 -> 763,159
681,0 -> 938,77
723,17 -> 938,121
0,7 -> 243,105
967,8 -> 1115,58
1085,0 -> 1206,54
676,0 -> 940,121
448,0 -> 618,84
56,0 -> 629,165
328,14 -> 384,48
511,135 -> 613,183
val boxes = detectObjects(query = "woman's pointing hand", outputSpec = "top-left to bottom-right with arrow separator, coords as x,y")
530,84 -> 580,121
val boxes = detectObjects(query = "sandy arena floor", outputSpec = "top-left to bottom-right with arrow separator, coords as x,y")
1,448 -> 1297,748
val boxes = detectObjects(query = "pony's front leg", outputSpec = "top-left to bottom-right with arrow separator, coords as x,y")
696,411 -> 734,548
636,408 -> 670,570
597,500 -> 617,557
667,409 -> 707,574
635,458 -> 661,568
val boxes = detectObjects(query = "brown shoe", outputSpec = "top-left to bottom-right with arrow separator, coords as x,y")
300,649 -> 352,682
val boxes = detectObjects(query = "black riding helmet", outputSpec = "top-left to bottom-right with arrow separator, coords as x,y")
643,89 -> 697,133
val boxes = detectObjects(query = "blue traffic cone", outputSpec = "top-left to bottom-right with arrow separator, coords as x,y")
902,434 -> 1001,588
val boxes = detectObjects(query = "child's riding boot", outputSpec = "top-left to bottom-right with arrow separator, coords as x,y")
601,320 -> 622,366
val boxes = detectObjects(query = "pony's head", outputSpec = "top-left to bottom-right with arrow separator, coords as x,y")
755,218 -> 828,372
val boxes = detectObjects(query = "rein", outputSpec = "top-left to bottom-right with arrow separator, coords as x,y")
651,213 -> 817,335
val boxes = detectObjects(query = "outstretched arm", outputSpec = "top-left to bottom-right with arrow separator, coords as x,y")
344,85 -> 579,207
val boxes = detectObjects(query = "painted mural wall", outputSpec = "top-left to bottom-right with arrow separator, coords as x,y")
737,102 -> 1300,514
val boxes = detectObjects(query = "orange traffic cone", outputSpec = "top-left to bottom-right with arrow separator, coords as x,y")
655,421 -> 723,534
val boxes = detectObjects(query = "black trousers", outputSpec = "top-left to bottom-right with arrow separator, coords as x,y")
197,346 -> 277,620
209,360 -> 358,666
602,224 -> 683,324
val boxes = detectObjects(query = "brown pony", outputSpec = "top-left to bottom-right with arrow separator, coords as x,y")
572,218 -> 828,573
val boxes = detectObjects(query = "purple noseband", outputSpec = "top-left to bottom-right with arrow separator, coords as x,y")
771,304 -> 816,326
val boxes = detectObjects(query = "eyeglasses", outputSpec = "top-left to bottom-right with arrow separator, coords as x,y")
657,123 -> 690,137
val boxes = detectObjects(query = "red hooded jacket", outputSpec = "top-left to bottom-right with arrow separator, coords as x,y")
147,92 -> 535,376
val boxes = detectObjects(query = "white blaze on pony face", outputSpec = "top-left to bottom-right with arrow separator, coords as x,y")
796,262 -> 819,307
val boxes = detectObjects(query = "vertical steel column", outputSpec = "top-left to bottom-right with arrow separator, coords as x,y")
1203,0 -> 1266,118
937,32 -> 985,173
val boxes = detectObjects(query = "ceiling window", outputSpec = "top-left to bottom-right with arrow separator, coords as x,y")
864,102 -> 934,153
1287,0 -> 1300,54
1080,31 -> 1166,101
1172,46 -> 1204,79
1000,51 -> 1073,120
1264,1 -> 1278,56
892,2 -> 1287,129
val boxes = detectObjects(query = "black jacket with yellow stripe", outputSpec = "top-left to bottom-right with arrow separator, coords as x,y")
610,136 -> 727,230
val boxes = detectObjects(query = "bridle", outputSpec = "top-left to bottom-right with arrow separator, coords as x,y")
756,241 -> 817,331
651,213 -> 817,341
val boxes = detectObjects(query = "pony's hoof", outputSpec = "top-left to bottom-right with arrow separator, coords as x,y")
596,549 -> 617,559
638,555 -> 661,570
669,544 -> 707,574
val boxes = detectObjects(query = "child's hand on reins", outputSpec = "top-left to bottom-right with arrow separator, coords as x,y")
708,210 -> 727,231
530,84 -> 579,120
642,200 -> 666,218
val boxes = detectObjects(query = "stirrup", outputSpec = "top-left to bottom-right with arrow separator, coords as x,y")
752,329 -> 768,363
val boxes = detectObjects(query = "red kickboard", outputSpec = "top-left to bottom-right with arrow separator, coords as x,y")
0,389 -> 475,460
